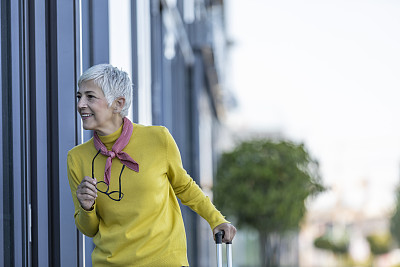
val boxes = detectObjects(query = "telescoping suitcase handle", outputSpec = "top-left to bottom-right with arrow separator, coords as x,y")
215,231 -> 232,267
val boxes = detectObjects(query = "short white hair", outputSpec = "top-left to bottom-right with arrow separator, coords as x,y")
78,64 -> 132,117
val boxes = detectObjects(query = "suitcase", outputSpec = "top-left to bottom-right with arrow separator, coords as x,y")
215,231 -> 233,267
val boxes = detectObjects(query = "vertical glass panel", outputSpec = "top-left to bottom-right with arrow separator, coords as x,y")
198,90 -> 213,189
1,0 -> 14,265
108,0 -> 133,120
136,0 -> 152,125
0,1 -> 3,261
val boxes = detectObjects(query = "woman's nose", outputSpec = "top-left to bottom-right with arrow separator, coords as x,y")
77,97 -> 87,109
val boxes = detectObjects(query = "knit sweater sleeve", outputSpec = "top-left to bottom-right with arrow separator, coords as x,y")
164,128 -> 229,230
67,151 -> 100,237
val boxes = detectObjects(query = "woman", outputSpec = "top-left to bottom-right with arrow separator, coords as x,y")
67,64 -> 236,266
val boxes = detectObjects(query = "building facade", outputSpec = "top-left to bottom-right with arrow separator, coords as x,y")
0,0 -> 229,266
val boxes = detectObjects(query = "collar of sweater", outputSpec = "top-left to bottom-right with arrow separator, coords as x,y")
97,124 -> 124,150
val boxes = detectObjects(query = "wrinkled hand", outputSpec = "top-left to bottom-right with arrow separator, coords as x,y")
213,223 -> 237,243
76,176 -> 98,211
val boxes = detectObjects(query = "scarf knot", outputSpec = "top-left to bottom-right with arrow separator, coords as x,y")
93,117 -> 139,185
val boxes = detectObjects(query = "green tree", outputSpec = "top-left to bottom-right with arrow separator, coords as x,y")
391,188 -> 400,246
314,234 -> 349,255
214,139 -> 324,266
366,232 -> 392,255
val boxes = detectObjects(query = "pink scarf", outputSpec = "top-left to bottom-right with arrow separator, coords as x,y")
93,117 -> 139,185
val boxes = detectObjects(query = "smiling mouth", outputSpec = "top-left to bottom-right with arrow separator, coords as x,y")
81,114 -> 93,119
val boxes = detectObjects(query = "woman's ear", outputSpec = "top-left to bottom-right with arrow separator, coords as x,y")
113,97 -> 126,113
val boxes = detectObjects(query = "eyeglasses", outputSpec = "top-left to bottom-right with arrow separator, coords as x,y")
92,149 -> 125,201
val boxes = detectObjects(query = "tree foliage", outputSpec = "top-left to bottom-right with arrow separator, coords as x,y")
314,234 -> 349,255
366,233 -> 392,255
213,139 -> 325,234
391,188 -> 400,245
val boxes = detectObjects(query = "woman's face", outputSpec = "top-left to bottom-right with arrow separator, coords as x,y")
77,80 -> 120,135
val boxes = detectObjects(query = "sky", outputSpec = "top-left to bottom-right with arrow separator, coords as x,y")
225,0 -> 400,215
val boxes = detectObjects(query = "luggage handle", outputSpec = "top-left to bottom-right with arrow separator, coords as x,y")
215,231 -> 232,267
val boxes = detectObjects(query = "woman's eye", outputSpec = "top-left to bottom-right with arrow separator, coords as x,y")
87,95 -> 95,99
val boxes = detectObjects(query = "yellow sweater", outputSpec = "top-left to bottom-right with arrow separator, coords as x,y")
67,123 -> 228,266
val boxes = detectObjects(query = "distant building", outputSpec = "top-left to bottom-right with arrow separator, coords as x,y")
299,181 -> 393,266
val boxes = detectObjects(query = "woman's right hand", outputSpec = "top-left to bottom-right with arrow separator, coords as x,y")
76,176 -> 98,211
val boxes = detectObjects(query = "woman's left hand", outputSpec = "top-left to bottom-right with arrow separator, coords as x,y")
213,223 -> 237,243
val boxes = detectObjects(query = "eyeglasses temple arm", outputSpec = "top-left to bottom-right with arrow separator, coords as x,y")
119,165 -> 125,199
92,149 -> 101,178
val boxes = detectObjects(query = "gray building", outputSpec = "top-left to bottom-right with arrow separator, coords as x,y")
0,0 -> 229,266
